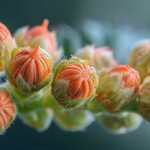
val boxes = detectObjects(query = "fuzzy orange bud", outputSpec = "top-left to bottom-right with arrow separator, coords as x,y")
109,65 -> 141,91
57,63 -> 94,99
23,19 -> 57,56
8,45 -> 53,92
52,57 -> 98,108
0,88 -> 16,133
95,65 -> 141,112
25,19 -> 49,39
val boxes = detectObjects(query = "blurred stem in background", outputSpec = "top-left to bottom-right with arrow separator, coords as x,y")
57,19 -> 150,64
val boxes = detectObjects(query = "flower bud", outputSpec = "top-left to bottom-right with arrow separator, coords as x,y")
0,22 -> 16,71
128,40 -> 150,80
54,109 -> 94,131
19,108 -> 53,132
97,112 -> 143,134
138,76 -> 150,121
0,88 -> 16,133
15,19 -> 59,59
52,57 -> 98,109
7,45 -> 53,93
75,45 -> 117,70
95,65 -> 141,112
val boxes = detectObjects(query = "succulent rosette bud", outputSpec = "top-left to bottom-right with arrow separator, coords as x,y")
19,108 -> 53,132
7,45 -> 53,93
97,112 -> 143,134
54,108 -> 94,131
95,65 -> 141,112
14,19 -> 60,60
0,22 -> 16,71
52,57 -> 98,109
138,76 -> 150,121
0,88 -> 16,133
128,40 -> 150,80
75,45 -> 117,70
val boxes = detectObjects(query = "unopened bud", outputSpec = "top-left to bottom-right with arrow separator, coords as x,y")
52,57 -> 98,109
95,65 -> 141,112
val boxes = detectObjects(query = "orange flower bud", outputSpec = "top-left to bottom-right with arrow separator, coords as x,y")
95,65 -> 141,112
52,57 -> 98,108
0,88 -> 16,133
8,45 -> 53,92
22,19 -> 57,55
109,65 -> 141,91
57,64 -> 95,99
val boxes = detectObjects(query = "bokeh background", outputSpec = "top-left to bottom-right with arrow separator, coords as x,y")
1,0 -> 150,149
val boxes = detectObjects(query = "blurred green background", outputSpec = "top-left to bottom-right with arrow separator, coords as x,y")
1,0 -> 150,149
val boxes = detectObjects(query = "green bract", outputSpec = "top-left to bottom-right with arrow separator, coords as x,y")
19,108 -> 53,132
128,40 -> 150,81
54,108 -> 94,131
97,112 -> 143,134
138,76 -> 150,121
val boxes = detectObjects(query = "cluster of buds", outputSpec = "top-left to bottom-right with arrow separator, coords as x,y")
1,20 -> 150,135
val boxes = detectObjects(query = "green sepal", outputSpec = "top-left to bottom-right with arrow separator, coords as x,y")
86,99 -> 106,116
6,82 -> 44,105
54,108 -> 94,132
19,108 -> 53,132
96,112 -> 143,135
